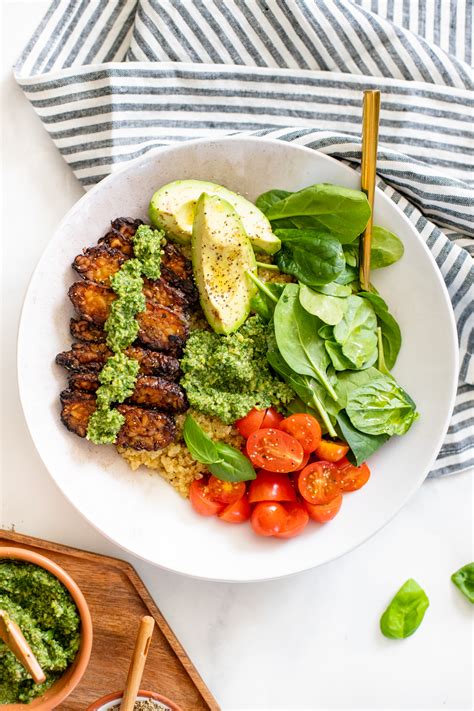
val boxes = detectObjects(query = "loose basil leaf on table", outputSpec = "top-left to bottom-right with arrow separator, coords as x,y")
359,291 -> 401,370
299,283 -> 347,326
451,562 -> 474,603
255,188 -> 292,214
380,578 -> 429,639
274,229 -> 345,286
346,377 -> 419,436
333,295 -> 378,369
370,226 -> 404,269
336,410 -> 389,466
265,184 -> 371,243
183,414 -> 222,465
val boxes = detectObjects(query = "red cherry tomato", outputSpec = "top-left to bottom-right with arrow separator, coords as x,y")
274,502 -> 309,539
314,440 -> 349,462
279,413 -> 322,453
303,493 -> 343,523
298,461 -> 340,505
248,470 -> 296,504
208,476 -> 246,504
218,495 -> 251,523
261,407 -> 284,429
250,501 -> 287,536
246,428 -> 305,473
334,458 -> 371,492
189,479 -> 224,517
294,450 -> 310,472
235,408 -> 265,438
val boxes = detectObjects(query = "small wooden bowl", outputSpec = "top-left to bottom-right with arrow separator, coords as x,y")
86,689 -> 183,710
1,546 -> 93,709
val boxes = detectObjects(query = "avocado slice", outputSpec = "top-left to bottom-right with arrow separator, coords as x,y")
149,179 -> 280,254
192,193 -> 258,334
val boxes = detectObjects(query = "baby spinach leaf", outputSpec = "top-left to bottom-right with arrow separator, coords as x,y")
274,229 -> 345,286
274,284 -> 338,400
312,281 -> 352,298
248,273 -> 285,321
266,184 -> 371,243
346,377 -> 419,436
336,410 -> 389,466
344,249 -> 358,267
380,579 -> 429,639
359,292 -> 401,370
318,324 -> 335,340
325,341 -> 357,371
333,295 -> 378,369
183,415 -> 222,465
255,188 -> 292,214
451,563 -> 474,603
335,263 -> 359,285
299,284 -> 347,325
336,367 -> 382,407
371,226 -> 404,269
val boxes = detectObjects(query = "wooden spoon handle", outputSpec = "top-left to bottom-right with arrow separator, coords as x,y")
120,615 -> 155,711
359,89 -> 381,291
0,611 -> 46,684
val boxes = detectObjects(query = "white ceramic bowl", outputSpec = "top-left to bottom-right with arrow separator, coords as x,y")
17,137 -> 458,582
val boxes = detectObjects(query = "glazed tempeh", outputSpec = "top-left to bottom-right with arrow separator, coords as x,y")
69,281 -> 116,325
98,229 -> 134,256
56,342 -> 181,379
73,245 -> 125,285
142,277 -> 190,313
60,389 -> 97,438
136,301 -> 189,353
70,318 -> 105,343
161,243 -> 198,301
116,404 -> 176,450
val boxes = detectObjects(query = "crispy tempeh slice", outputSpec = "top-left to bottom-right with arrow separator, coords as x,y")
70,318 -> 106,343
68,281 -> 116,325
98,229 -> 134,256
60,389 -> 96,438
161,243 -> 198,301
56,342 -> 181,379
73,245 -> 126,285
112,217 -> 143,237
116,404 -> 176,450
142,277 -> 189,312
68,372 -> 188,412
136,302 -> 188,353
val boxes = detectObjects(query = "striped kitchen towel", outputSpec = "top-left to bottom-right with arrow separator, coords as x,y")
14,0 -> 473,477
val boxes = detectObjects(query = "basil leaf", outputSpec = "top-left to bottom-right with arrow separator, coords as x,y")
336,410 -> 389,466
266,184 -> 371,243
371,226 -> 404,270
333,295 -> 378,369
255,189 -> 292,214
451,563 -> 474,603
359,292 -> 401,370
380,579 -> 429,639
274,229 -> 345,286
299,284 -> 347,325
183,415 -> 222,465
346,377 -> 419,436
209,442 -> 257,483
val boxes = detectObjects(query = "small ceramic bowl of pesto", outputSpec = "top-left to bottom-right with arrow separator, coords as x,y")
0,546 -> 93,709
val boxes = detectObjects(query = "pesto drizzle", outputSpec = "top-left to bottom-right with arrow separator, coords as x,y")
86,225 -> 164,444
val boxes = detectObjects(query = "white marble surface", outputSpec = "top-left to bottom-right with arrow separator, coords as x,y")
1,3 -> 472,709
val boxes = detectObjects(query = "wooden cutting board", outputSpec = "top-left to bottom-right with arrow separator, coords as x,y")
0,530 -> 219,710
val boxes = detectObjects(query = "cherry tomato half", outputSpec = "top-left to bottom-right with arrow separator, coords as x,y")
294,450 -> 311,472
235,408 -> 265,439
248,470 -> 296,504
189,479 -> 224,517
218,495 -> 251,524
314,439 -> 349,463
297,461 -> 340,505
274,502 -> 309,539
280,413 -> 322,453
208,476 -> 246,504
250,501 -> 287,536
247,428 -> 305,473
334,458 -> 371,492
261,407 -> 284,429
303,493 -> 343,523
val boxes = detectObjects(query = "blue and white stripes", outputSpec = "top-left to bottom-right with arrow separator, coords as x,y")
14,0 -> 473,477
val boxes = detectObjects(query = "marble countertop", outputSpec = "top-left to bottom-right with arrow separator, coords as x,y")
1,3 -> 472,709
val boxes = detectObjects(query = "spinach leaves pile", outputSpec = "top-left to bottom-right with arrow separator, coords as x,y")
252,183 -> 417,465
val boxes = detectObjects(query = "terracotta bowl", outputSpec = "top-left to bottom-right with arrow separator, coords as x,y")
1,546 -> 93,709
86,689 -> 183,710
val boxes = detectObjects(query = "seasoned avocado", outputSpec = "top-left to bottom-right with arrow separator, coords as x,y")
192,193 -> 258,334
149,179 -> 280,254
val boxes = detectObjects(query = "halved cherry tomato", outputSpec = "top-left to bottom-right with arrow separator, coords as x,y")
303,493 -> 343,523
274,502 -> 309,539
334,458 -> 370,492
248,470 -> 296,504
189,479 -> 224,517
261,407 -> 284,429
218,495 -> 251,523
246,428 -> 304,473
280,413 -> 322,453
250,502 -> 287,536
298,461 -> 340,505
208,476 -> 246,504
314,439 -> 349,463
294,450 -> 310,472
235,408 -> 265,438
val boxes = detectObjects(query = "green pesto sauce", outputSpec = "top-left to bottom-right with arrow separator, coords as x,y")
0,561 -> 81,705
86,225 -> 163,444
181,315 -> 293,423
